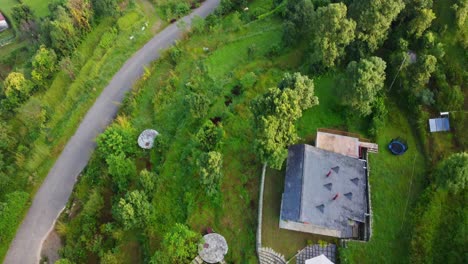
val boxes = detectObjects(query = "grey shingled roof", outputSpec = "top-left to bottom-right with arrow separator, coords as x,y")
280,144 -> 368,238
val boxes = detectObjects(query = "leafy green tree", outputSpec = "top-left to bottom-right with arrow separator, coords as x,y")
114,190 -> 152,230
31,45 -> 58,88
151,223 -> 201,263
49,6 -> 79,56
97,124 -> 137,157
412,54 -> 437,88
91,0 -> 118,18
67,0 -> 93,33
408,8 -> 436,38
11,4 -> 36,23
138,169 -> 157,197
195,121 -> 224,152
350,0 -> 405,53
282,0 -> 315,45
1,72 -> 31,111
310,3 -> 356,68
185,92 -> 210,119
196,151 -> 223,197
252,82 -> 318,169
11,4 -> 38,41
106,154 -> 136,192
433,152 -> 468,194
278,72 -> 319,110
341,56 -> 387,116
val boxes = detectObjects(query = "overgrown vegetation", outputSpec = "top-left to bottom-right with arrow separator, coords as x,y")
2,0 -> 466,263
0,0 -> 178,260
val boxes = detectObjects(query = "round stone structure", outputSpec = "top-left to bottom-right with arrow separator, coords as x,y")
137,129 -> 159,149
198,233 -> 228,263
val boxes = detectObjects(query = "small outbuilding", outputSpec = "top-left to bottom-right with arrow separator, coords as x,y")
0,12 -> 9,32
429,112 -> 450,132
137,129 -> 159,149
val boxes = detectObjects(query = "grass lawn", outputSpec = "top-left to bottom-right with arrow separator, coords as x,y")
1,0 -> 52,20
340,103 -> 427,263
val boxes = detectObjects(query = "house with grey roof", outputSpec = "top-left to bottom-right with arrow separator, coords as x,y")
280,144 -> 371,241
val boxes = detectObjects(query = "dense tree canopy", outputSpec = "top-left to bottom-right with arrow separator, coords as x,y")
196,151 -> 223,197
195,121 -> 224,152
341,56 -> 387,116
278,72 -> 319,109
1,72 -> 31,111
282,0 -> 315,44
114,190 -> 152,230
91,0 -> 118,18
252,73 -> 318,169
106,154 -> 137,192
310,3 -> 356,67
408,8 -> 436,39
411,153 -> 467,263
433,152 -> 468,194
349,0 -> 405,53
151,224 -> 201,263
67,0 -> 93,33
31,45 -> 58,88
49,6 -> 80,56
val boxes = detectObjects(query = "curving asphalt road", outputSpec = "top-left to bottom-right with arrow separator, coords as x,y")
3,1 -> 220,263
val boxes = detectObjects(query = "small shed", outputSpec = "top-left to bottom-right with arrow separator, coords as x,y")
0,12 -> 9,32
429,113 -> 450,132
137,129 -> 159,149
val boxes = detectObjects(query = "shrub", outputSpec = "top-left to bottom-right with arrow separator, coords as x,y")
99,28 -> 118,49
96,124 -> 137,158
240,72 -> 258,90
195,120 -> 224,152
106,154 -> 137,192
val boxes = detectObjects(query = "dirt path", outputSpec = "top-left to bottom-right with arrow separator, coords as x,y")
3,1 -> 220,263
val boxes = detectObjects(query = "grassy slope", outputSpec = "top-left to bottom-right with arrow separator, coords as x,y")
126,14 -> 286,262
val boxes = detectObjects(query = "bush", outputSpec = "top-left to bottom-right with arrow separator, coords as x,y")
195,120 -> 224,152
99,28 -> 118,49
240,72 -> 258,90
106,154 -> 137,192
96,124 -> 137,158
